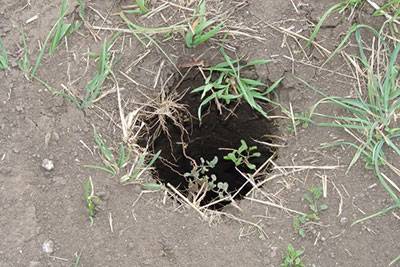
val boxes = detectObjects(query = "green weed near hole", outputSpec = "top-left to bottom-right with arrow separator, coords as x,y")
185,0 -> 224,48
184,156 -> 231,200
192,48 -> 283,121
0,37 -> 9,70
85,128 -> 130,176
119,150 -> 161,185
300,28 -> 400,223
223,139 -> 261,170
281,244 -> 305,267
85,128 -> 161,185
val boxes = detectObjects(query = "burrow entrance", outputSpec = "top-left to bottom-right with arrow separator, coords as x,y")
148,68 -> 278,209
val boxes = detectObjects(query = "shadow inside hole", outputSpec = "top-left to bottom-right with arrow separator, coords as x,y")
150,68 -> 278,209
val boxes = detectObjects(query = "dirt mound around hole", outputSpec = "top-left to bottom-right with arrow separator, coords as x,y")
150,68 -> 278,208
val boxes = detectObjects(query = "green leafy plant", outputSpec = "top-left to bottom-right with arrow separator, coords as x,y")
308,0 -> 364,46
184,157 -> 230,199
293,186 -> 328,237
224,139 -> 261,170
192,49 -> 283,121
185,0 -> 224,48
83,177 -> 100,225
0,37 -> 9,70
281,244 -> 305,267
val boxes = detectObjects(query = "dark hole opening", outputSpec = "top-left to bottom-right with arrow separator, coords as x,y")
148,68 -> 278,209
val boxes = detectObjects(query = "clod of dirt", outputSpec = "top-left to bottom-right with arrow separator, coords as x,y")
42,240 -> 54,254
149,69 -> 277,208
41,159 -> 54,171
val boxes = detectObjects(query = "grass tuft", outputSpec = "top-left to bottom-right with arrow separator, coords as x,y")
301,28 -> 400,222
185,0 -> 224,48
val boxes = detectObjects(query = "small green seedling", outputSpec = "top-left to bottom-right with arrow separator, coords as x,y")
49,0 -> 81,54
308,0 -> 364,46
124,0 -> 149,15
281,244 -> 305,267
83,177 -> 100,225
185,0 -> 224,48
304,186 -> 329,214
184,157 -> 230,199
224,139 -> 261,170
184,156 -> 219,181
192,49 -> 282,121
293,186 -> 328,237
0,37 -> 9,70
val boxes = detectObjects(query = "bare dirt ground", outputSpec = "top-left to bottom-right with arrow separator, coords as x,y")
0,0 -> 399,266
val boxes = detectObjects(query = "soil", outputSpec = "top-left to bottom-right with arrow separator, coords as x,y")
0,0 -> 399,267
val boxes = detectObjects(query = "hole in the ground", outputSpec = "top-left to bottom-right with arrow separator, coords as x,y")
148,68 -> 278,209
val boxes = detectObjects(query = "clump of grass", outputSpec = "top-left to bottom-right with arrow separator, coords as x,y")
0,37 -> 9,70
223,139 -> 261,170
49,0 -> 81,54
308,0 -> 364,46
86,128 -> 161,185
83,177 -> 100,225
301,28 -> 400,222
119,150 -> 161,185
281,244 -> 305,267
192,49 -> 282,121
185,0 -> 224,48
85,128 -> 130,176
80,36 -> 118,109
31,0 -> 80,76
293,186 -> 328,237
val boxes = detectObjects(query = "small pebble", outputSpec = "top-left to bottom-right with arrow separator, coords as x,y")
29,261 -> 40,267
340,217 -> 348,225
42,240 -> 54,254
41,159 -> 54,171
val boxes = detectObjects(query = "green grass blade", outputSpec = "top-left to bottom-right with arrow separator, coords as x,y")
307,3 -> 342,46
0,37 -> 9,70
